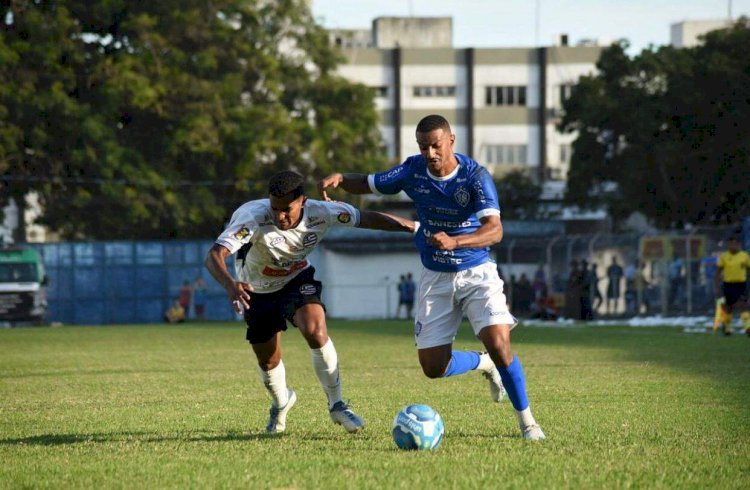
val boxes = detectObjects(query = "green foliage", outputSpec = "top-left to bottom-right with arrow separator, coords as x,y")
559,21 -> 750,229
1,322 -> 748,488
494,170 -> 543,219
0,1 -> 386,239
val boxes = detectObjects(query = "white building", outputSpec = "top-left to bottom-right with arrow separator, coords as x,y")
670,19 -> 732,48
331,17 -> 603,183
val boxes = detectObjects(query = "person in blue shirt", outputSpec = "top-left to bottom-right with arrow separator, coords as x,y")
318,114 -> 545,440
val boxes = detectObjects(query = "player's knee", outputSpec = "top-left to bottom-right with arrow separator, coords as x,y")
299,322 -> 328,347
257,357 -> 280,371
419,360 -> 449,379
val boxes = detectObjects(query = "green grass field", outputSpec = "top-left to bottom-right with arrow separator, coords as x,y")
1,320 -> 749,489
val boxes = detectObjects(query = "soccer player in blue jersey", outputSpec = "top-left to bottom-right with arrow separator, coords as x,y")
319,114 -> 545,440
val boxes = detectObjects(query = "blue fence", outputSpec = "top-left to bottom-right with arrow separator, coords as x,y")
32,241 -> 236,325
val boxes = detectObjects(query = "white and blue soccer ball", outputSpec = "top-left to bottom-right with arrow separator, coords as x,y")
391,404 -> 445,451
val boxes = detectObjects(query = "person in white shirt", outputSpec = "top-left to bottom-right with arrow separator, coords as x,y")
205,170 -> 416,434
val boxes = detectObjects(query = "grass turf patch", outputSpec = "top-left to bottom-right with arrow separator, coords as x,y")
1,321 -> 749,489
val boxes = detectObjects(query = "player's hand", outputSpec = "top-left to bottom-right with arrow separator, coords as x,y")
429,231 -> 460,251
228,281 -> 253,313
317,173 -> 343,201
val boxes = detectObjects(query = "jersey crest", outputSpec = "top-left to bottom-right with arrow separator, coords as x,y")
454,186 -> 470,207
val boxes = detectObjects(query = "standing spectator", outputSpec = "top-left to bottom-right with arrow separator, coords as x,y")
404,273 -> 416,319
701,250 -> 719,311
564,261 -> 582,320
396,275 -> 408,318
516,273 -> 533,316
193,277 -> 208,320
668,255 -> 684,307
179,280 -> 192,319
532,264 -> 547,300
634,261 -> 651,314
579,260 -> 593,320
606,257 -> 624,314
590,263 -> 603,313
714,235 -> 750,336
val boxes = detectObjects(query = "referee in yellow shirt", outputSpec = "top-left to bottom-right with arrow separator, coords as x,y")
714,235 -> 750,335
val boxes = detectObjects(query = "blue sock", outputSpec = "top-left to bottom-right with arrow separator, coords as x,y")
498,356 -> 530,411
442,351 -> 481,377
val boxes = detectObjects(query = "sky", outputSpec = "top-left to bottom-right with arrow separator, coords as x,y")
311,0 -> 750,53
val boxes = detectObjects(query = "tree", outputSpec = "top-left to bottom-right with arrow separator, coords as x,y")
494,170 -> 542,220
0,0 -> 386,239
559,21 -> 750,229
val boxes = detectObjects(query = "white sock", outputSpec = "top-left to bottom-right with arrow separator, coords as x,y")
516,407 -> 537,428
257,360 -> 289,408
310,338 -> 342,410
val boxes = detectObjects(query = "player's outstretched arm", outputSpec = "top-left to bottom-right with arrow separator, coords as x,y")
204,244 -> 253,313
358,210 -> 417,233
318,173 -> 371,201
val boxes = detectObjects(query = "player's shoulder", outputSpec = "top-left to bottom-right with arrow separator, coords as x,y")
456,153 -> 490,178
232,199 -> 273,226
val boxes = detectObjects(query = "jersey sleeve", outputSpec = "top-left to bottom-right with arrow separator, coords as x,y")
471,167 -> 501,219
215,206 -> 259,254
322,200 -> 361,228
717,253 -> 726,269
368,162 -> 410,196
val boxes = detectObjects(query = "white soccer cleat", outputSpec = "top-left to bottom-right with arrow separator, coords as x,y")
478,352 -> 507,403
521,423 -> 546,441
329,401 -> 365,433
266,389 -> 296,433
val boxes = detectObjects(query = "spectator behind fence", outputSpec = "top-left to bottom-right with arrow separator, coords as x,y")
668,255 -> 685,307
179,280 -> 192,319
165,300 -> 186,324
532,264 -> 547,300
606,257 -> 623,314
193,277 -> 207,320
579,259 -> 593,321
701,250 -> 719,311
564,260 -> 582,320
590,263 -> 603,313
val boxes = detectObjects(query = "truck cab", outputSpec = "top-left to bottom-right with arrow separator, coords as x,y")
0,247 -> 48,324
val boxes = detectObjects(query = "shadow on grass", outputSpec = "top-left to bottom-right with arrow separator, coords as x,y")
0,431 -> 300,446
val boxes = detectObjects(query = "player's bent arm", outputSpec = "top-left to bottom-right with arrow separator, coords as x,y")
358,210 -> 416,233
453,215 -> 503,249
205,244 -> 252,309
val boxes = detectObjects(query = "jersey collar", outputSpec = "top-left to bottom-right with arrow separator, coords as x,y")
427,163 -> 460,182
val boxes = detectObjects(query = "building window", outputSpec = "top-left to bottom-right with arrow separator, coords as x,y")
485,86 -> 527,106
413,85 -> 456,97
485,144 -> 527,165
559,84 -> 574,105
371,86 -> 388,98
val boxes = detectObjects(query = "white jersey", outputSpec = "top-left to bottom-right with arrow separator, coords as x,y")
215,199 -> 360,293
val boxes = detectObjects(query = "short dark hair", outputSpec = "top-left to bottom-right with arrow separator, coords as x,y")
416,114 -> 451,134
268,171 -> 305,198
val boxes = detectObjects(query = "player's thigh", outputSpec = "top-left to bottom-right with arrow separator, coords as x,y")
414,269 -> 463,349
458,263 -> 517,336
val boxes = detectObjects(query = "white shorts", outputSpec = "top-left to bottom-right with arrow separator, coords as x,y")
414,262 -> 517,349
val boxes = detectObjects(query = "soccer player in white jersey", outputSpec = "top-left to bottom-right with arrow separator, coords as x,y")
205,170 -> 416,434
319,114 -> 545,440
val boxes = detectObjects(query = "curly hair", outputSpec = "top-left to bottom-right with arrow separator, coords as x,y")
268,171 -> 305,198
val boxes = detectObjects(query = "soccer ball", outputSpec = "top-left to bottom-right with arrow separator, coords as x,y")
391,404 -> 445,451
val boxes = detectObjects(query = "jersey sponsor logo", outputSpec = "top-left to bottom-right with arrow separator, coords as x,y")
472,180 -> 488,203
431,252 -> 463,265
429,206 -> 459,215
454,186 -> 470,207
269,236 -> 284,246
234,226 -> 250,240
426,219 -> 472,228
414,186 -> 430,194
337,213 -> 351,224
302,232 -> 318,248
307,216 -> 325,227
456,178 -> 467,183
299,284 -> 317,295
255,215 -> 273,227
414,174 -> 428,180
261,260 -> 308,277
414,321 -> 423,336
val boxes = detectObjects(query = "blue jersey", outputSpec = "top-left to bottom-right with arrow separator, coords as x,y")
368,153 -> 501,272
